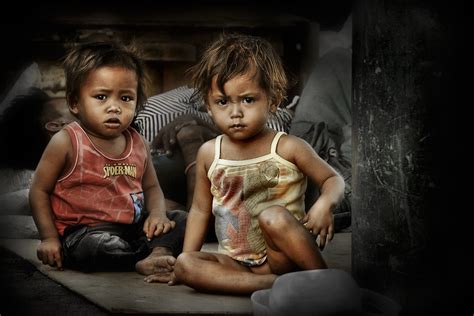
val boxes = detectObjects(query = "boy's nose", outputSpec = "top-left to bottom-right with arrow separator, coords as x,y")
107,104 -> 122,114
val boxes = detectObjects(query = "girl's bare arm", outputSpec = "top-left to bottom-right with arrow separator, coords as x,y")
278,134 -> 345,248
182,140 -> 215,252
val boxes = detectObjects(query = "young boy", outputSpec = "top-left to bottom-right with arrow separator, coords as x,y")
29,41 -> 186,280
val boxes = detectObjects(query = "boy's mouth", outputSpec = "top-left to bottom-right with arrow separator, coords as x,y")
104,117 -> 121,128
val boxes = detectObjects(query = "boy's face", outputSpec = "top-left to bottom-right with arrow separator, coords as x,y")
69,66 -> 138,140
206,73 -> 276,141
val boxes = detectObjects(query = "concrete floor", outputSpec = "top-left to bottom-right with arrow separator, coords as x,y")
0,230 -> 351,315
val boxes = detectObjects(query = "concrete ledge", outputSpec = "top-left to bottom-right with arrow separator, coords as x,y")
0,239 -> 252,315
0,233 -> 350,314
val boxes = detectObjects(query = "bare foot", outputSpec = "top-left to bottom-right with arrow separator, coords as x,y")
135,247 -> 176,276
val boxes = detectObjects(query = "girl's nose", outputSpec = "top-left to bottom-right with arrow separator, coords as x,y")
230,103 -> 243,118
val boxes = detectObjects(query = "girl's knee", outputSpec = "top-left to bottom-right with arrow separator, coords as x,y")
258,205 -> 293,233
175,252 -> 197,282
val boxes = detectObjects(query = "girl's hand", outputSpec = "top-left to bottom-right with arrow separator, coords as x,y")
301,202 -> 334,251
37,237 -> 63,270
144,271 -> 180,285
143,212 -> 176,241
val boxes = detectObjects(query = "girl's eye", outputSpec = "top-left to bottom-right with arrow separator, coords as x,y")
216,99 -> 227,106
243,97 -> 254,104
95,95 -> 106,101
121,96 -> 133,102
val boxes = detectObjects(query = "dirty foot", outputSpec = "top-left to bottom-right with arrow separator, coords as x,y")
135,247 -> 175,276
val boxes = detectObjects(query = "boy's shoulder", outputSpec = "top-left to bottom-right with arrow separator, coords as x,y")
49,127 -> 73,147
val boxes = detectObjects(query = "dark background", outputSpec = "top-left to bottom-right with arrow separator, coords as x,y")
1,1 -> 472,315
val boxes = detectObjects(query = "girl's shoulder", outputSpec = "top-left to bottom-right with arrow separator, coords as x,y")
276,133 -> 304,150
275,133 -> 309,163
197,137 -> 217,169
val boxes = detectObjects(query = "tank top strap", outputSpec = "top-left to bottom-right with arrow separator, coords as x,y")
58,122 -> 81,181
270,131 -> 286,154
207,135 -> 223,179
214,135 -> 223,160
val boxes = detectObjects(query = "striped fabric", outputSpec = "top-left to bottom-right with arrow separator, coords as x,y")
135,86 -> 293,143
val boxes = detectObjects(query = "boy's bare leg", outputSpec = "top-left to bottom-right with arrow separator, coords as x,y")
258,205 -> 327,274
164,198 -> 185,211
135,246 -> 175,277
174,251 -> 277,294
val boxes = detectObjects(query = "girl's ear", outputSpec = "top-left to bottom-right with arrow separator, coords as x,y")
207,104 -> 213,117
269,101 -> 278,113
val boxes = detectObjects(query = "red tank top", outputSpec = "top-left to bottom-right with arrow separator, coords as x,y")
51,122 -> 148,235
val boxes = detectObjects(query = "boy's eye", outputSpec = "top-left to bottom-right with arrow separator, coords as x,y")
95,95 -> 106,101
121,96 -> 133,102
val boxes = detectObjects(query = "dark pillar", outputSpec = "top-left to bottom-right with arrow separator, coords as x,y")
352,1 -> 471,314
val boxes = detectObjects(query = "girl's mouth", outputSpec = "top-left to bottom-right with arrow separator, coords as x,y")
230,124 -> 244,129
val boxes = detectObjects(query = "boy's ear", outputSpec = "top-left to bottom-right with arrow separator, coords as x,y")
69,102 -> 79,115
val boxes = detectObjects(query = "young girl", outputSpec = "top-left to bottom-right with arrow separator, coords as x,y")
160,34 -> 345,294
29,41 -> 186,279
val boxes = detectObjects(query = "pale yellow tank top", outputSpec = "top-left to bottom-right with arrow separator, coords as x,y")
207,132 -> 307,266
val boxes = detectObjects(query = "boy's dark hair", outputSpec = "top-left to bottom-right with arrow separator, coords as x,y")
63,41 -> 148,114
0,87 -> 51,170
188,33 -> 288,106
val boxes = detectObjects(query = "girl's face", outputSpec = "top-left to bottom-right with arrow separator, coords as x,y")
206,73 -> 276,141
70,66 -> 138,140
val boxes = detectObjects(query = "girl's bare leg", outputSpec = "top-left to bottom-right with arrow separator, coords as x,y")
258,205 -> 327,274
174,251 -> 277,294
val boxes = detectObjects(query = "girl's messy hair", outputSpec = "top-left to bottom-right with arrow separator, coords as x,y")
188,33 -> 288,106
63,41 -> 148,113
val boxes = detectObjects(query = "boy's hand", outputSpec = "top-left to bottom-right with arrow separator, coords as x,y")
301,203 -> 334,251
37,237 -> 63,270
143,212 -> 176,241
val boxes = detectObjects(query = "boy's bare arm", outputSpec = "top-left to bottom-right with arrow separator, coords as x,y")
141,142 -> 175,240
29,130 -> 71,268
183,141 -> 214,252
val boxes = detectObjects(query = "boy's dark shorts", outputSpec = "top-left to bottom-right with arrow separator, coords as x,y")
61,209 -> 187,272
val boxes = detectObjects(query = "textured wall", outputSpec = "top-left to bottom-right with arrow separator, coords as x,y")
352,1 -> 468,313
